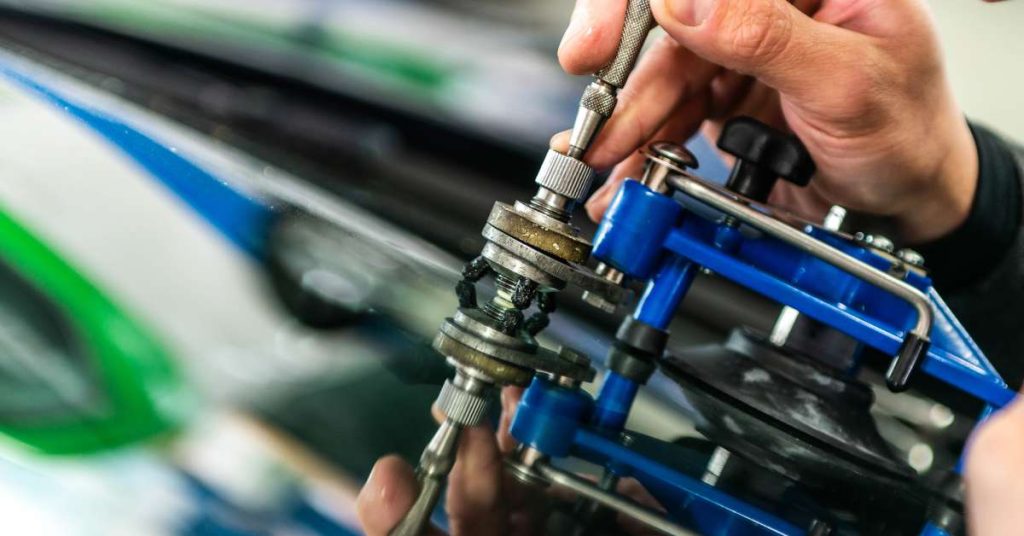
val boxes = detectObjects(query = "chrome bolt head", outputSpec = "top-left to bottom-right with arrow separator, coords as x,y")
647,141 -> 699,170
897,248 -> 926,267
854,232 -> 895,253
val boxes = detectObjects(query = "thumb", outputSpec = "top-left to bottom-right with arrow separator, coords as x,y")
356,456 -> 441,536
651,0 -> 868,106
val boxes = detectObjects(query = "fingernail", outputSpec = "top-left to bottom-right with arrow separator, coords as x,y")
668,0 -> 715,26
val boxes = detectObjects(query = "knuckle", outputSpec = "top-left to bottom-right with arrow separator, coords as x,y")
718,1 -> 793,66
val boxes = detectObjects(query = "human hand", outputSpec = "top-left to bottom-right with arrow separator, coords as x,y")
356,386 -> 663,535
965,394 -> 1024,535
357,387 -> 531,535
555,0 -> 979,244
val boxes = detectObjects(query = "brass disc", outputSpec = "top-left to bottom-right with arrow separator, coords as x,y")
486,202 -> 591,264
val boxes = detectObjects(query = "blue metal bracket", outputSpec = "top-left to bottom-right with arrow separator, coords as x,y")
511,174 -> 1015,535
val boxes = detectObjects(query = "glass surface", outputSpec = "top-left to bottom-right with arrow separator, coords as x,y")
0,259 -> 105,425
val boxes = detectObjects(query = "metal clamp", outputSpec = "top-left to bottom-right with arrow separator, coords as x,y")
666,173 -> 934,392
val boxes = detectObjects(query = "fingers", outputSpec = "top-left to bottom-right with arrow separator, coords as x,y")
583,35 -> 720,170
650,0 -> 869,109
768,181 -> 830,222
559,0 -> 628,74
707,70 -> 754,119
497,386 -> 524,454
585,151 -> 647,222
966,397 -> 1024,535
446,422 -> 508,534
585,92 -> 711,222
357,456 -> 442,536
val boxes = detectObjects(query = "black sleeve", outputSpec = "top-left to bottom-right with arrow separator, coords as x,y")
915,122 -> 1024,387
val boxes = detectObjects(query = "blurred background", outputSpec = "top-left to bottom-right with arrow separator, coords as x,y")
0,1 -> 1018,535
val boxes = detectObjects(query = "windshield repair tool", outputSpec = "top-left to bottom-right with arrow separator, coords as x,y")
390,2 -> 656,534
498,117 -> 1015,535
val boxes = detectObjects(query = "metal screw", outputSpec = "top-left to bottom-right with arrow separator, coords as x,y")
823,206 -> 846,231
854,232 -> 895,253
581,263 -> 623,313
642,142 -> 699,193
648,142 -> 699,169
897,248 -> 926,267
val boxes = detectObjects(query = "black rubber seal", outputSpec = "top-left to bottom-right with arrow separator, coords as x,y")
614,316 -> 669,358
608,347 -> 658,383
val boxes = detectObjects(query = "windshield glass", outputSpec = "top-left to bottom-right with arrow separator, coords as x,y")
6,0 -> 582,146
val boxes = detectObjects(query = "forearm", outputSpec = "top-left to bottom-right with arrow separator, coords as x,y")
916,122 -> 1024,387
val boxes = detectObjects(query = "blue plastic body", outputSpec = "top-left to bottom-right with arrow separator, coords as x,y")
510,177 -> 1017,535
593,180 -> 683,279
592,372 -> 640,432
510,377 -> 594,457
635,254 -> 699,330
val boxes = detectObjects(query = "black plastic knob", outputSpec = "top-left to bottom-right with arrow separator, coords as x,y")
717,116 -> 816,203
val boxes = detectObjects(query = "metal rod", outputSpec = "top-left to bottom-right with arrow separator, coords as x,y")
768,306 -> 801,347
701,447 -> 731,486
667,175 -> 933,341
535,462 -> 697,536
390,421 -> 463,536
390,372 -> 491,536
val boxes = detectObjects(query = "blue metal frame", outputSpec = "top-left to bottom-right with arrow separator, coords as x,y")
512,178 -> 1015,535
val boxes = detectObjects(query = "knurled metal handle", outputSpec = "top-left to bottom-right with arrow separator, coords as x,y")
535,149 -> 596,200
596,0 -> 656,88
436,378 -> 489,426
